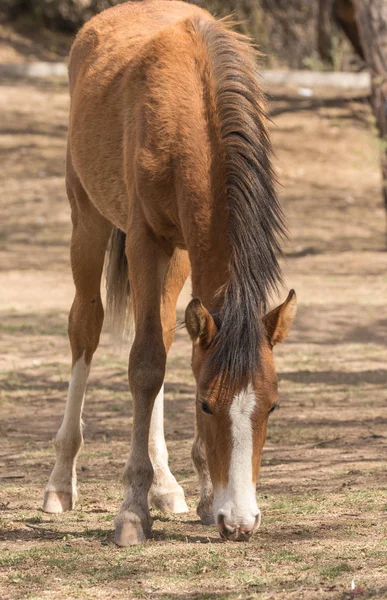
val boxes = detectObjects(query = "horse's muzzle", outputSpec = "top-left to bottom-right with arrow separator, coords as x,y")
217,512 -> 261,542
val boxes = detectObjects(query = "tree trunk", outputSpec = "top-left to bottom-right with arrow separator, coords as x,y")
318,0 -> 364,67
317,0 -> 336,66
335,0 -> 364,60
353,0 -> 387,244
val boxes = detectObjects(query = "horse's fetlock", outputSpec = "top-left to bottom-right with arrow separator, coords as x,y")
55,430 -> 83,459
124,460 -> 154,488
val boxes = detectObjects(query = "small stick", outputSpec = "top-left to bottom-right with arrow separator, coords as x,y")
25,523 -> 57,533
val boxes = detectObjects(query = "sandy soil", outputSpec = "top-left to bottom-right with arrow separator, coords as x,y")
0,72 -> 386,600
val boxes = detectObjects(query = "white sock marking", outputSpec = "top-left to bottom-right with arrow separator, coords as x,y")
61,355 -> 89,433
148,384 -> 188,511
46,354 -> 90,493
149,384 -> 168,466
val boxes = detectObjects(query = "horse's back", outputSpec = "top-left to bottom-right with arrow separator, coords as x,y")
69,1 -> 209,90
67,0 -> 213,231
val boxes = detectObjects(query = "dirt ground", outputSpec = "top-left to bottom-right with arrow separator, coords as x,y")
0,22 -> 72,63
0,64 -> 387,599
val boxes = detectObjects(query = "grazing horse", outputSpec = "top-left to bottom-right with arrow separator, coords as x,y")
42,0 -> 297,545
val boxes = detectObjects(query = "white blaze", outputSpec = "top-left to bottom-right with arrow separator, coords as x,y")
213,387 -> 260,529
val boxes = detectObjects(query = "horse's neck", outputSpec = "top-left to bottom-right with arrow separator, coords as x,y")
190,262 -> 228,312
187,199 -> 231,311
172,78 -> 230,310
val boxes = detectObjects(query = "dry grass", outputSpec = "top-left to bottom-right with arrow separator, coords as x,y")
0,77 -> 386,600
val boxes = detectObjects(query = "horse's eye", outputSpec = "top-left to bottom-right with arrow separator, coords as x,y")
268,403 -> 278,416
201,402 -> 213,415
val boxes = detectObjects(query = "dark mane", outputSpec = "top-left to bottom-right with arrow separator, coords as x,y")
193,17 -> 287,389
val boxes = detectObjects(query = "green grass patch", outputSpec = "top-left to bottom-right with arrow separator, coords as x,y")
320,562 -> 353,578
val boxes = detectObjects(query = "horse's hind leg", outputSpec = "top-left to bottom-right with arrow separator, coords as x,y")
148,386 -> 188,513
43,177 -> 111,513
148,249 -> 190,513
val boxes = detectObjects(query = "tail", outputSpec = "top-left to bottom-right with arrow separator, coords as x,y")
105,227 -> 131,341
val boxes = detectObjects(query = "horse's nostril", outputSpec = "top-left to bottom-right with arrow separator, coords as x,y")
217,514 -> 237,540
217,513 -> 260,541
239,529 -> 253,541
217,513 -> 225,527
254,512 -> 261,530
217,514 -> 227,539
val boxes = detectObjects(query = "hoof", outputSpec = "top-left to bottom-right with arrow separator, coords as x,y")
42,490 -> 74,514
197,502 -> 215,526
150,489 -> 189,514
114,511 -> 151,547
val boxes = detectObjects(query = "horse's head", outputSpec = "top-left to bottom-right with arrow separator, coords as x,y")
186,290 -> 297,541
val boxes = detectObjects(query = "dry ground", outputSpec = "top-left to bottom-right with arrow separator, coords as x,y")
0,22 -> 71,63
0,72 -> 386,600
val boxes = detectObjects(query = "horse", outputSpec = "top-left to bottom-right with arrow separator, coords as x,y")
42,0 -> 297,545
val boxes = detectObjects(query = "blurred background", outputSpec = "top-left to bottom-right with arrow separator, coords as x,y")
1,2 -> 386,599
0,0 -> 367,69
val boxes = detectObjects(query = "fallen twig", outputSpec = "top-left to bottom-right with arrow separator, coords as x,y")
25,522 -> 57,534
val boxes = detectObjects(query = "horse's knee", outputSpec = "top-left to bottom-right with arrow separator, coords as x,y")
124,459 -> 154,490
68,294 -> 104,362
128,337 -> 166,399
129,365 -> 165,400
55,428 -> 83,460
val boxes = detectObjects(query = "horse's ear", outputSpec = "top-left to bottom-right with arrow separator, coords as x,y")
185,298 -> 217,347
264,290 -> 297,346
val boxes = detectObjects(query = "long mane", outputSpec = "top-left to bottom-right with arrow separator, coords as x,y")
192,16 -> 287,389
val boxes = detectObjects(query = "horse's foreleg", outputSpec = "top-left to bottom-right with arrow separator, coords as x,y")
192,433 -> 214,525
114,226 -> 170,546
148,249 -> 190,514
43,193 -> 111,514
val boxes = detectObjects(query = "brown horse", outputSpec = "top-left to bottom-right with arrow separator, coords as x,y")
42,0 -> 297,545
